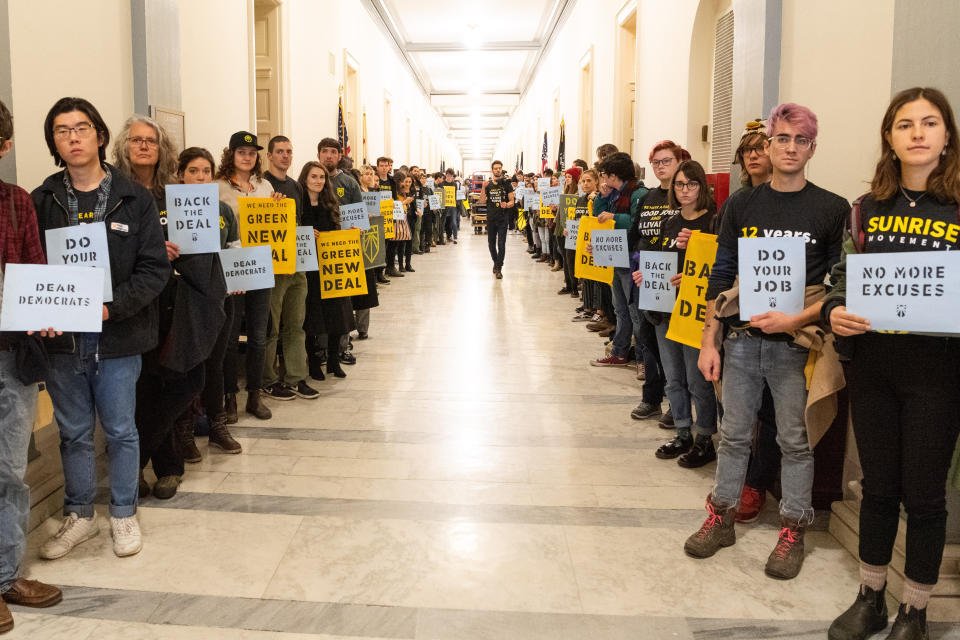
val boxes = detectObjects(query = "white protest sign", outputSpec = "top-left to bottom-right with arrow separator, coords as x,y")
524,192 -> 540,211
847,251 -> 960,333
590,229 -> 630,268
295,226 -> 319,272
537,178 -> 551,191
340,202 -> 370,231
636,251 -> 678,313
165,183 -> 220,254
0,263 -> 104,332
362,192 -> 380,217
515,187 -> 526,202
564,220 -> 579,250
738,237 -> 806,320
540,186 -> 561,207
219,245 -> 275,293
416,199 -> 425,214
393,200 -> 407,222
45,222 -> 113,302
456,188 -> 465,201
428,194 -> 441,210
426,177 -> 435,189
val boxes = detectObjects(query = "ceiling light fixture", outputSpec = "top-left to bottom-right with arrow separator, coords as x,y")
464,24 -> 481,51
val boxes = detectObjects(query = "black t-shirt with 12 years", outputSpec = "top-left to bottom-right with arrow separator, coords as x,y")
75,188 -> 98,224
484,177 -> 513,210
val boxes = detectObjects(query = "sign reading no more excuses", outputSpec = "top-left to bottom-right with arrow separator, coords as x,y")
738,237 -> 806,320
165,183 -> 220,254
340,202 -> 370,231
636,251 -> 678,313
45,222 -> 113,302
0,263 -> 105,332
590,229 -> 630,268
847,251 -> 960,333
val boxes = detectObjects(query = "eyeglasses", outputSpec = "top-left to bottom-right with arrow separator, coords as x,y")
53,124 -> 95,139
740,144 -> 766,155
768,134 -> 813,149
129,137 -> 159,148
651,158 -> 675,168
674,181 -> 700,191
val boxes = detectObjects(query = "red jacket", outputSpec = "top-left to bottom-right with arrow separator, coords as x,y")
0,179 -> 45,269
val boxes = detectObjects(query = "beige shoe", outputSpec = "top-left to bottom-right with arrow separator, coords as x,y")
110,515 -> 142,557
39,512 -> 100,560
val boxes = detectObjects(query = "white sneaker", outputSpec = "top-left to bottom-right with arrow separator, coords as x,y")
39,512 -> 100,559
110,515 -> 142,557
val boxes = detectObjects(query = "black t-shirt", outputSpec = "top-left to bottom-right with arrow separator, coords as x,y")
264,172 -> 303,223
859,190 -> 960,253
484,177 -> 513,210
707,181 -> 847,299
633,187 -> 677,252
76,188 -> 98,224
659,209 -> 716,268
573,194 -> 591,219
378,177 -> 397,199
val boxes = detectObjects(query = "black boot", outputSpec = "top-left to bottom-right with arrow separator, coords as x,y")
828,584 -> 888,640
677,435 -> 717,468
224,393 -> 238,424
175,412 -> 202,463
885,604 -> 928,640
309,355 -> 326,381
327,352 -> 347,378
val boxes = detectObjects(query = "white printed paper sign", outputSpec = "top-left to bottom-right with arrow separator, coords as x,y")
45,222 -> 113,302
636,251 -> 678,313
393,200 -> 406,222
0,263 -> 104,332
219,245 -> 275,293
564,220 -> 579,250
540,186 -> 561,207
362,192 -> 380,217
428,195 -> 441,210
456,188 -> 465,201
537,178 -> 551,191
340,202 -> 370,231
847,251 -> 960,333
295,226 -> 319,272
590,229 -> 630,268
426,177 -> 435,189
738,237 -> 806,320
524,192 -> 539,211
165,183 -> 220,254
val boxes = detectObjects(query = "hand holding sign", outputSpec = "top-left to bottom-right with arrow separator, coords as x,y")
165,183 -> 220,254
590,229 -> 629,268
45,222 -> 113,302
1,264 -> 105,332
340,202 -> 370,230
636,251 -> 678,313
738,237 -> 806,320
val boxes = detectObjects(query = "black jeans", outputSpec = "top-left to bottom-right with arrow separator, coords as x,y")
137,362 -> 205,478
224,288 -> 271,393
636,313 -> 665,405
487,212 -> 508,269
202,296 -> 234,417
849,332 -> 960,585
403,239 -> 413,268
386,240 -> 399,269
745,384 -> 782,491
420,212 -> 434,251
563,248 -> 577,292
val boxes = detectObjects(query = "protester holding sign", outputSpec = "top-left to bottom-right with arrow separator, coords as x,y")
634,160 -> 717,468
560,169 -> 592,298
298,161 -> 354,380
216,131 -> 284,421
480,160 -> 515,279
0,99 -> 64,630
396,172 -> 415,273
417,170 -> 436,254
385,173 -> 414,277
687,103 -> 848,581
553,168 -> 580,286
441,168 -> 459,244
33,97 -> 171,560
349,166 -> 380,340
822,88 -> 960,640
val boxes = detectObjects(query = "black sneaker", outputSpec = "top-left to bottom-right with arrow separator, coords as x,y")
263,383 -> 296,401
292,380 -> 319,399
339,351 -> 357,365
655,434 -> 693,459
630,402 -> 662,420
357,332 -> 369,340
658,409 -> 675,429
678,435 -> 717,468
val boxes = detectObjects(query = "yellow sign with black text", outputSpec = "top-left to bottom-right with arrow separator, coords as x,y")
666,231 -> 718,348
380,198 -> 395,239
443,186 -> 455,207
574,216 -> 614,284
317,229 -> 368,299
237,197 -> 297,274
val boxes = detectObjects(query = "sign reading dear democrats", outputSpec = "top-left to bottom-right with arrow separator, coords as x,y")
738,237 -> 806,320
0,264 -> 104,332
219,245 -> 275,293
847,251 -> 960,333
45,222 -> 113,302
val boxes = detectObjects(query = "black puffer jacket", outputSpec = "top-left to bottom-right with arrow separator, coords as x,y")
32,165 -> 171,359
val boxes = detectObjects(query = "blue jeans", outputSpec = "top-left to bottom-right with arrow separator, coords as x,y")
0,352 -> 37,593
46,334 -> 141,519
611,268 -> 664,404
610,268 -> 635,358
712,332 -> 814,523
655,322 -> 717,437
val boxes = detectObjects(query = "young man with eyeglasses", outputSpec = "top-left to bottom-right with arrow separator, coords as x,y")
32,97 -> 170,560
480,160 -> 515,278
684,103 -> 848,580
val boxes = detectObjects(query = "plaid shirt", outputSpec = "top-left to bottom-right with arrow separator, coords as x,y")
0,179 -> 46,269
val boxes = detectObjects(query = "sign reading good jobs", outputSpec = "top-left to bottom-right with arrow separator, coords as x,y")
574,216 -> 614,284
666,231 -> 717,348
237,197 -> 296,274
738,237 -> 806,320
847,251 -> 960,333
317,229 -> 368,299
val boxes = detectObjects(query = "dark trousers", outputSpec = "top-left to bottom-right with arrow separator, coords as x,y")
849,333 -> 960,585
202,296 -> 234,417
386,240 -> 399,269
637,313 -> 665,405
444,207 -> 458,240
487,212 -> 508,269
224,288 -> 271,393
421,212 -> 434,251
744,384 -> 782,491
403,239 -> 413,268
136,362 -> 205,478
563,248 -> 577,292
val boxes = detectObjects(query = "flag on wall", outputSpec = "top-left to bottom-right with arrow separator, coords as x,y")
520,151 -> 523,171
362,112 -> 368,165
541,132 -> 548,173
338,97 -> 351,157
515,155 -> 519,172
556,119 -> 565,172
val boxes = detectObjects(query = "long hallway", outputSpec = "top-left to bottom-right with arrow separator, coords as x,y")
10,228 -> 927,639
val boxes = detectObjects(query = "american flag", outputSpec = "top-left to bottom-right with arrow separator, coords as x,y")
338,97 -> 351,157
541,131 -> 548,173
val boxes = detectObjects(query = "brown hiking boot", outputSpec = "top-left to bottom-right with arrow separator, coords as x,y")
765,517 -> 806,579
224,393 -> 238,424
245,389 -> 272,420
684,496 -> 736,558
209,414 -> 242,454
175,413 -> 201,463
0,599 -> 11,634
2,578 -> 62,608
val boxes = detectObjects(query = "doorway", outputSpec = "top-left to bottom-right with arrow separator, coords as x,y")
616,6 -> 637,155
253,0 -> 283,154
384,93 -> 392,156
344,51 -> 360,161
578,48 -> 593,162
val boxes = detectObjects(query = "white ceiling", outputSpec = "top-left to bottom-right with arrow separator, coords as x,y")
366,0 -> 572,160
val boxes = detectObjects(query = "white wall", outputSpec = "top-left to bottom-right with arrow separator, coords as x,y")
8,0 -> 135,189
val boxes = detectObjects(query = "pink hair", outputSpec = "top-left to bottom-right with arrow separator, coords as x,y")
767,103 -> 818,140
648,140 -> 689,163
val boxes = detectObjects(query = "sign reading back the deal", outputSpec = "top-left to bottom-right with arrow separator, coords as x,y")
295,226 -> 319,272
237,197 -> 297,274
636,250 -> 679,313
524,192 -> 539,211
666,232 -> 718,348
393,200 -> 407,222
590,229 -> 630,268
564,220 -> 579,250
340,202 -> 370,231
165,183 -> 220,254
0,264 -> 104,332
317,229 -> 368,299
847,251 -> 960,333
738,237 -> 806,320
219,245 -> 275,293
45,222 -> 113,302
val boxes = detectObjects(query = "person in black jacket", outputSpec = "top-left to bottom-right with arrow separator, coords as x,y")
32,98 -> 169,560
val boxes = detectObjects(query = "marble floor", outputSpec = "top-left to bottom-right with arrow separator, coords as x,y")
12,228 -> 960,639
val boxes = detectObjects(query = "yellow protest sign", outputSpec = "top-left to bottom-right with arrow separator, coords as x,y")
539,206 -> 555,220
380,197 -> 395,239
316,229 -> 368,299
574,216 -> 614,284
517,210 -> 526,231
237,197 -> 296,274
666,231 -> 718,348
443,186 -> 455,207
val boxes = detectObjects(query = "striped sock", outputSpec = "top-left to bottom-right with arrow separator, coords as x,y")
901,578 -> 934,611
859,562 -> 888,592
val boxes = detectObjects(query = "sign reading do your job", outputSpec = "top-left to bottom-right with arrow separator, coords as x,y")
165,184 -> 220,253
45,222 -> 113,302
237,197 -> 296,274
847,251 -> 960,333
738,237 -> 806,319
